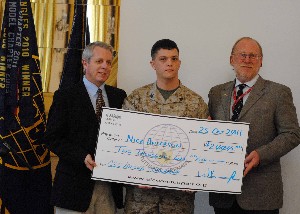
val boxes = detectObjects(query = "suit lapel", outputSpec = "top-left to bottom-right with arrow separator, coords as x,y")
222,82 -> 235,121
239,76 -> 265,120
76,82 -> 98,122
105,85 -> 117,108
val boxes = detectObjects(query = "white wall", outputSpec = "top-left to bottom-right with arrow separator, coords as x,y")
118,1 -> 300,213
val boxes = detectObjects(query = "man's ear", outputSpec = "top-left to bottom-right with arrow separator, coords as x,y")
230,55 -> 234,66
82,59 -> 87,68
150,60 -> 155,70
260,57 -> 263,67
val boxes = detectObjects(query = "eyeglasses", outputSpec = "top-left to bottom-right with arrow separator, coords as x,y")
233,53 -> 261,60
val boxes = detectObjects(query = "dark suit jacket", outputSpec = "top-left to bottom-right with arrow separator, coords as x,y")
208,76 -> 300,210
45,81 -> 127,212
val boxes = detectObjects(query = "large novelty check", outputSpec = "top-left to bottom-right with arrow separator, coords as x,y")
92,108 -> 249,194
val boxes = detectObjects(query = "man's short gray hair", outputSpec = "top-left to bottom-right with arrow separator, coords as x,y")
82,41 -> 114,62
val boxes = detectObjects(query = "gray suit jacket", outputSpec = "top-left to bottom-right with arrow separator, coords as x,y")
208,76 -> 300,210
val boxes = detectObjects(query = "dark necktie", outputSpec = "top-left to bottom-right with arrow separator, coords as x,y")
231,84 -> 246,121
96,88 -> 105,121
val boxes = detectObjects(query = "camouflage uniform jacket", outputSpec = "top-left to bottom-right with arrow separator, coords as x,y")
123,82 -> 208,119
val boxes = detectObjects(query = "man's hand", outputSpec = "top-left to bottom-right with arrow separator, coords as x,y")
84,154 -> 97,171
244,150 -> 260,177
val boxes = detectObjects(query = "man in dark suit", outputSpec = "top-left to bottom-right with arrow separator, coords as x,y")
45,41 -> 127,213
208,37 -> 300,214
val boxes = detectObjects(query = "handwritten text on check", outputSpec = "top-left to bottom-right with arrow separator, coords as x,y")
92,108 -> 249,194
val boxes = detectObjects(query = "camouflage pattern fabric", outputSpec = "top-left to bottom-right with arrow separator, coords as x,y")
125,187 -> 195,214
123,82 -> 208,119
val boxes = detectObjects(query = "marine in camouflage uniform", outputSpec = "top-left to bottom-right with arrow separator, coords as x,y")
123,82 -> 209,214
123,82 -> 208,119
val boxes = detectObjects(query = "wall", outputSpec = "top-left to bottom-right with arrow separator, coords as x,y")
118,1 -> 300,213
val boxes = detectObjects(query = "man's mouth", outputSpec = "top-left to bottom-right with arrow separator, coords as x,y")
241,65 -> 252,68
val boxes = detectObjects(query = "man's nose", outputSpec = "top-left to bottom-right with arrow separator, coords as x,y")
101,62 -> 109,68
166,58 -> 173,65
243,56 -> 252,63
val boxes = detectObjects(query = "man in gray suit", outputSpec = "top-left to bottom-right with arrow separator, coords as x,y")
208,37 -> 300,214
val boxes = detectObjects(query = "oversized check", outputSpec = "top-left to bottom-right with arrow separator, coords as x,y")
92,108 -> 249,194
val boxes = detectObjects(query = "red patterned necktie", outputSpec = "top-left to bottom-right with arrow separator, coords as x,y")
231,84 -> 246,121
96,88 -> 105,121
